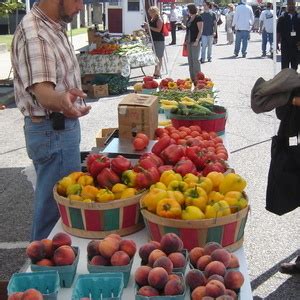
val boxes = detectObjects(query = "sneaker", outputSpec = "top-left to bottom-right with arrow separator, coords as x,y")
208,58 -> 212,62
280,256 -> 300,274
261,53 -> 267,57
242,53 -> 246,58
234,53 -> 238,57
200,59 -> 205,63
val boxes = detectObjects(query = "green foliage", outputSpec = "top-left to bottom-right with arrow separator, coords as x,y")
0,0 -> 24,17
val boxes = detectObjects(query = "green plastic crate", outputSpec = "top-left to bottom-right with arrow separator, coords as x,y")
31,247 -> 80,288
7,270 -> 60,300
72,273 -> 124,300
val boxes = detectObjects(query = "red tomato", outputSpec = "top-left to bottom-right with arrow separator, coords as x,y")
170,132 -> 180,141
201,131 -> 210,140
217,152 -> 228,160
136,133 -> 149,146
177,139 -> 187,146
179,131 -> 187,139
209,131 -> 218,138
133,137 -> 147,151
214,137 -> 223,144
189,125 -> 202,133
190,131 -> 200,138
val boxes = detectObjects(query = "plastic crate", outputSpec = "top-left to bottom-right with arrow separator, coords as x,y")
142,88 -> 157,95
7,271 -> 60,300
31,247 -> 80,288
87,256 -> 133,287
72,273 -> 124,300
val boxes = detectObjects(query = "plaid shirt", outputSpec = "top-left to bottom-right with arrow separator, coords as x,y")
11,3 -> 81,117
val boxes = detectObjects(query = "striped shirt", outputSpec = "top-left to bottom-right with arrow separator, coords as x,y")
11,3 -> 81,117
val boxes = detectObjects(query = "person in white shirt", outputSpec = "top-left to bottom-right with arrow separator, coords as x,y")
259,3 -> 275,57
232,1 -> 254,57
169,3 -> 178,45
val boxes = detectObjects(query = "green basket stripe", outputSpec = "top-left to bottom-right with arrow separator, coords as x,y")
69,207 -> 84,230
206,226 -> 223,243
103,208 -> 120,231
237,215 -> 248,241
163,226 -> 179,235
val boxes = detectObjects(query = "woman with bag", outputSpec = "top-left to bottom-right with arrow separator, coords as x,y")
225,4 -> 235,45
184,3 -> 203,84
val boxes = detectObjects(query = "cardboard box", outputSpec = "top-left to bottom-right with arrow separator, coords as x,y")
88,84 -> 109,98
118,94 -> 158,139
96,128 -> 118,148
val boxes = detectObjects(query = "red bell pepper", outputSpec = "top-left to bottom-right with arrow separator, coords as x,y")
151,136 -> 171,157
86,153 -> 103,172
97,168 -> 121,189
88,155 -> 111,178
174,158 -> 197,176
136,167 -> 160,189
111,155 -> 132,175
161,144 -> 185,165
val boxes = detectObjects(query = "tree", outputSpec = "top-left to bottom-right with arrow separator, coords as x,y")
0,0 -> 24,17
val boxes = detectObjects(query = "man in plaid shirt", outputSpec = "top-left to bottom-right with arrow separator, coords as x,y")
11,0 -> 91,241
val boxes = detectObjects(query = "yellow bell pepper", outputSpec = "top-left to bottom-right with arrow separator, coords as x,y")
166,190 -> 185,206
81,185 -> 99,201
167,180 -> 189,193
197,177 -> 213,194
207,191 -> 225,205
183,173 -> 199,187
57,176 -> 76,196
96,188 -> 115,202
150,182 -> 167,191
219,173 -> 247,194
68,194 -> 83,201
83,199 -> 94,203
121,170 -> 137,187
77,174 -> 94,186
112,183 -> 128,199
68,171 -> 84,182
120,188 -> 137,199
66,183 -> 82,196
216,200 -> 231,216
141,188 -> 168,213
181,206 -> 205,220
156,198 -> 182,219
205,204 -> 222,219
206,172 -> 225,191
160,170 -> 182,187
224,191 -> 248,213
184,186 -> 208,212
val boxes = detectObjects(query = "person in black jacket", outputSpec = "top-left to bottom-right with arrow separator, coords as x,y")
277,0 -> 300,70
184,3 -> 203,84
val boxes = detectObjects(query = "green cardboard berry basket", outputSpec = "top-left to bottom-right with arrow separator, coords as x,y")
31,247 -> 79,288
72,273 -> 124,300
87,256 -> 133,288
172,249 -> 189,275
7,270 -> 60,300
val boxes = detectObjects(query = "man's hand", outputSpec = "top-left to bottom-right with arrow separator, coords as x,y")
292,97 -> 300,106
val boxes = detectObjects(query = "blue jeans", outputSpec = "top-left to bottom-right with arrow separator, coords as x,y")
234,30 -> 250,55
201,35 -> 214,61
262,29 -> 273,54
24,117 -> 81,240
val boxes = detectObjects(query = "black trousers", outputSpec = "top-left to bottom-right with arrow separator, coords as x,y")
281,44 -> 298,70
170,21 -> 177,44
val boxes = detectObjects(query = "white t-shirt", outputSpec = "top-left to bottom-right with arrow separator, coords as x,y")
259,9 -> 274,33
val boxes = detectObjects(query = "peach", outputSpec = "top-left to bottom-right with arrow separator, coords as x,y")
225,289 -> 237,299
148,267 -> 169,290
205,279 -> 226,298
185,269 -> 207,291
202,297 -> 215,300
204,261 -> 226,278
21,288 -> 43,300
90,255 -> 110,266
137,286 -> 160,296
52,232 -> 72,249
8,292 -> 24,300
98,238 -> 120,259
36,258 -> 54,266
196,255 -> 212,271
153,256 -> 173,274
138,242 -> 159,264
53,245 -> 75,266
216,295 -> 235,300
189,247 -> 205,267
160,233 -> 183,254
148,249 -> 167,267
164,278 -> 184,296
203,242 -> 223,255
168,274 -> 182,282
228,254 -> 240,269
105,233 -> 122,241
26,241 -> 46,263
191,286 -> 206,300
211,249 -> 231,268
150,240 -> 161,248
207,274 -> 225,284
87,240 -> 100,259
135,265 -> 152,287
111,250 -> 130,266
224,270 -> 244,290
41,239 -> 54,258
119,239 -> 136,258
168,252 -> 186,268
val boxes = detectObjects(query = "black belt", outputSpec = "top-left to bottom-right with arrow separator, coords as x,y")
29,113 -> 65,130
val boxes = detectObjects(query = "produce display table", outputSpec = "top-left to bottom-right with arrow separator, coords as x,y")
26,221 -> 253,300
78,51 -> 157,77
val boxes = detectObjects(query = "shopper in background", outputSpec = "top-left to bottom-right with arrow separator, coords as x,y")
11,0 -> 91,241
232,0 -> 254,58
253,6 -> 261,32
184,3 -> 203,84
259,2 -> 275,58
211,2 -> 221,44
277,0 -> 300,70
200,1 -> 217,63
145,6 -> 165,78
169,3 -> 179,45
225,3 -> 235,45
182,5 -> 189,26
